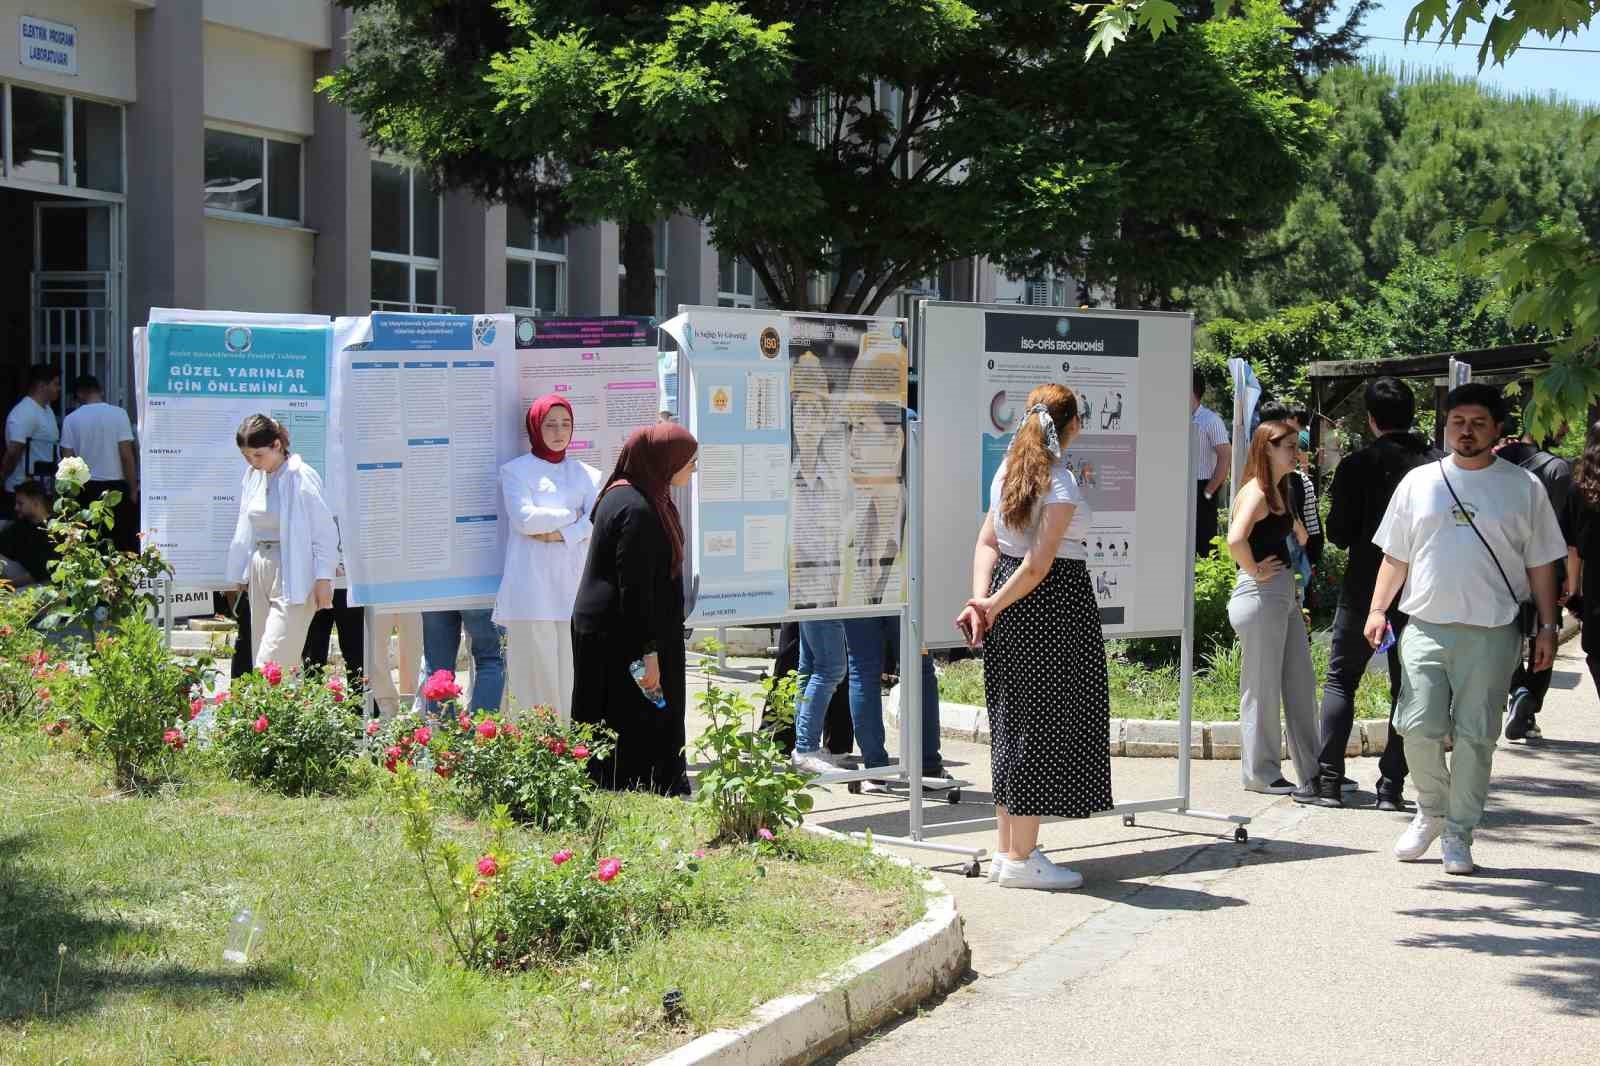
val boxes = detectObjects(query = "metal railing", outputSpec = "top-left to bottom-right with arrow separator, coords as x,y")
31,271 -> 122,415
370,300 -> 457,315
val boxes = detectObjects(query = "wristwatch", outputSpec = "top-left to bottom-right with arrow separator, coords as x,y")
1538,622 -> 1560,634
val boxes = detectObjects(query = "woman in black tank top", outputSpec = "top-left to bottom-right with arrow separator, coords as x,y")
1225,421 -> 1319,800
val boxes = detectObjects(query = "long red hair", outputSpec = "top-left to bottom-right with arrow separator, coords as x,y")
999,384 -> 1078,531
1241,420 -> 1294,515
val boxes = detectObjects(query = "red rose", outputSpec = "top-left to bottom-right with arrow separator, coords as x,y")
327,677 -> 345,694
595,857 -> 622,883
476,720 -> 498,741
503,722 -> 522,740
434,764 -> 453,779
477,855 -> 499,878
572,744 -> 590,760
253,715 -> 269,733
163,729 -> 185,751
385,745 -> 403,759
262,661 -> 283,686
413,726 -> 432,746
421,670 -> 462,703
189,698 -> 204,720
457,714 -> 473,733
548,739 -> 567,756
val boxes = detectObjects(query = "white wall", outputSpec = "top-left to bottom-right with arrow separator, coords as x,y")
202,23 -> 314,136
204,216 -> 314,313
0,0 -> 138,101
204,0 -> 330,51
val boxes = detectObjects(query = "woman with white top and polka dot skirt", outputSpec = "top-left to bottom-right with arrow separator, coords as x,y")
958,384 -> 1113,892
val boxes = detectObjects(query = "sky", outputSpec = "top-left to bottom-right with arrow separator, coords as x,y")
1336,1 -> 1600,105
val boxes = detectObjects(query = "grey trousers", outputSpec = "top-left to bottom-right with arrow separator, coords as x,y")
1228,569 -> 1319,789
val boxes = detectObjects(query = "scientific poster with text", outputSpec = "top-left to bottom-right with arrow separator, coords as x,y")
979,312 -> 1139,627
139,316 -> 332,591
334,314 -> 521,608
513,316 -> 658,476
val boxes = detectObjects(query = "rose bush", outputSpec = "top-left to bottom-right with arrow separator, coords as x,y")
0,588 -> 55,726
213,664 -> 364,795
693,672 -> 814,842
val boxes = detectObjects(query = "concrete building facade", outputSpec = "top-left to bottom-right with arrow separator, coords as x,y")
3,1 -> 1078,417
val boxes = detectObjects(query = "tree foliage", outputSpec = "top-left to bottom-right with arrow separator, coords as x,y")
324,1 -> 1323,313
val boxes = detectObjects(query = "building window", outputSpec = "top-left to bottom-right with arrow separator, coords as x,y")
370,159 -> 445,312
203,127 -> 301,222
506,203 -> 567,315
2,83 -> 124,194
718,252 -> 755,307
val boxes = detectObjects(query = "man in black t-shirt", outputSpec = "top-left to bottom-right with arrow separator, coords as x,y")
0,481 -> 55,587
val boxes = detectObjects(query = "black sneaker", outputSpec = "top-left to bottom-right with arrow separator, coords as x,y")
1374,782 -> 1407,812
1293,779 -> 1342,808
1505,688 -> 1534,741
1339,776 -> 1358,793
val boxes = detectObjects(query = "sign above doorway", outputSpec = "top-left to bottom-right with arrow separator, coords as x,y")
20,15 -> 78,76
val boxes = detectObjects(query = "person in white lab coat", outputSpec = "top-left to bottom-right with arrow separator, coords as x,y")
494,394 -> 601,721
224,414 -> 338,669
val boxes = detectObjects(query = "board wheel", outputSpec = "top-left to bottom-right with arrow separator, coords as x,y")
1234,826 -> 1249,843
1122,814 -> 1136,828
946,789 -> 961,804
846,781 -> 862,795
963,860 -> 982,878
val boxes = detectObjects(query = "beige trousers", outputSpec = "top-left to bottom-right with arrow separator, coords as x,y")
367,612 -> 423,719
505,620 -> 574,724
247,545 -> 317,670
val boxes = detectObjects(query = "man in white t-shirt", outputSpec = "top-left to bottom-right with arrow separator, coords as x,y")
60,374 -> 139,551
1191,369 -> 1230,557
1368,384 -> 1565,875
2,364 -> 62,511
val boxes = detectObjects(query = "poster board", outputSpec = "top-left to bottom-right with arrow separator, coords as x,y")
917,303 -> 1194,646
331,313 -> 658,610
662,307 -> 909,625
136,309 -> 333,593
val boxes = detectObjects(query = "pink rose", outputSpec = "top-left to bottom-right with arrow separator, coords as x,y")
476,720 -> 498,741
503,722 -> 522,740
163,729 -> 185,750
327,677 -> 345,694
413,726 -> 432,746
757,827 -> 774,841
213,691 -> 229,705
457,713 -> 473,733
477,856 -> 499,878
693,849 -> 706,859
25,650 -> 46,667
572,744 -> 590,760
595,857 -> 622,883
189,698 -> 204,720
253,715 -> 269,733
365,720 -> 381,737
549,739 -> 567,757
552,848 -> 574,865
421,670 -> 462,702
262,661 -> 283,686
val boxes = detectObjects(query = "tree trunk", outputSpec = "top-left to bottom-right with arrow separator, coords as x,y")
620,220 -> 657,317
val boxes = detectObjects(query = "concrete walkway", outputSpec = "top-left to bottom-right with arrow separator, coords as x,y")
778,640 -> 1600,1065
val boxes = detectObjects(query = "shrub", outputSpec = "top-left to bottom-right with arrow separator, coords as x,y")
213,663 -> 362,795
693,672 -> 815,843
67,618 -> 215,790
0,587 -> 54,726
1123,535 -> 1237,666
35,463 -> 169,637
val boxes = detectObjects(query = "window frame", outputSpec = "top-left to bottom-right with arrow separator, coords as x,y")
717,251 -> 756,308
202,122 -> 305,226
1,81 -> 126,203
506,209 -> 569,316
370,157 -> 447,313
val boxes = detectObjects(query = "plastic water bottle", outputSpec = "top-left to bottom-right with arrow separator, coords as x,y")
629,659 -> 667,709
223,906 -> 265,964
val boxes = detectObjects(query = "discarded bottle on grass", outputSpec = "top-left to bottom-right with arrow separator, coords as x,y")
629,658 -> 667,709
223,906 -> 265,965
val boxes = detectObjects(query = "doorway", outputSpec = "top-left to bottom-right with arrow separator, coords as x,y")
32,199 -> 123,418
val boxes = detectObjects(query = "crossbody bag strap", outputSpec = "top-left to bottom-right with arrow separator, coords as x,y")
1437,459 -> 1520,610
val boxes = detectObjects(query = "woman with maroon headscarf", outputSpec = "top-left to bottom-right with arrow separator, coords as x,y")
571,422 -> 699,795
494,394 -> 601,722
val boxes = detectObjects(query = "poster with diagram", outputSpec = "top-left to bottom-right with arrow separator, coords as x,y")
978,312 -> 1140,627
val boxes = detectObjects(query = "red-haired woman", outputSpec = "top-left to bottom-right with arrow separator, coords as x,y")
957,383 -> 1111,891
571,423 -> 699,795
1226,420 -> 1318,798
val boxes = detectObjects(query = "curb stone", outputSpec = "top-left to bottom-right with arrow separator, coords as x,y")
647,828 -> 969,1066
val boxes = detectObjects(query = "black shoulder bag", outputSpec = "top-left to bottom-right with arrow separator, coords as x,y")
1437,460 -> 1537,640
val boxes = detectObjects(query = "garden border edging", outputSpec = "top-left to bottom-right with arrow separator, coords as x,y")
646,828 -> 969,1066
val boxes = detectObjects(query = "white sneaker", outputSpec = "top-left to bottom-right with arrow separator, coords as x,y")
1441,833 -> 1475,875
988,847 -> 1044,882
997,850 -> 1084,891
791,751 -> 840,775
1394,810 -> 1445,861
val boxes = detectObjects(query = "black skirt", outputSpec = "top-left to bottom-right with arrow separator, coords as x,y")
983,555 -> 1114,818
570,626 -> 689,796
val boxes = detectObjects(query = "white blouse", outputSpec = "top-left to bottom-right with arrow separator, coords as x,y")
492,452 -> 602,623
988,459 -> 1092,560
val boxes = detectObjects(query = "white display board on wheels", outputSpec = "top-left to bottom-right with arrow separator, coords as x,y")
135,309 -> 333,593
330,312 -> 659,610
918,303 -> 1195,645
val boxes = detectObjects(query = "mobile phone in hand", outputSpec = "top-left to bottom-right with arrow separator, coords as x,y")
1375,623 -> 1395,654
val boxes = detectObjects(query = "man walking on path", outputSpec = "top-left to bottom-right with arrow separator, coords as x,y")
1192,370 -> 1230,557
1309,379 -> 1437,810
1494,425 -> 1574,741
1368,384 -> 1565,875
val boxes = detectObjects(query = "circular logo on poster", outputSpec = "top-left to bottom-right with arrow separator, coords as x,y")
223,326 -> 252,354
516,317 -> 537,345
759,327 -> 782,359
473,317 -> 497,347
1055,318 -> 1071,338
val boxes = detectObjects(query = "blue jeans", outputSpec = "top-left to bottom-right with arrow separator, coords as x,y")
795,620 -> 891,767
419,609 -> 505,716
843,616 -> 944,775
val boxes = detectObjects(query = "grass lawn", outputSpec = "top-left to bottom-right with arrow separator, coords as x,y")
0,733 -> 925,1065
937,638 -> 1395,722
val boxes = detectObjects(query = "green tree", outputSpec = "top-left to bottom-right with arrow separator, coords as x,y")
324,1 -> 1323,313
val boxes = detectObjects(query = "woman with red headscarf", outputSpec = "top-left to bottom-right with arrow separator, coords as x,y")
493,394 -> 602,721
571,422 -> 699,795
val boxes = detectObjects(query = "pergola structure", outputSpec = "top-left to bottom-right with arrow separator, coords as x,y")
1307,342 -> 1551,453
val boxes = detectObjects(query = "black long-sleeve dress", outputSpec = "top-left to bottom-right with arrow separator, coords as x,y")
570,485 -> 689,795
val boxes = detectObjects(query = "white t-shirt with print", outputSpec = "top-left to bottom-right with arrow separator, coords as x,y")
989,460 -> 1093,560
5,396 -> 58,492
1374,454 -> 1567,626
1192,405 -> 1228,482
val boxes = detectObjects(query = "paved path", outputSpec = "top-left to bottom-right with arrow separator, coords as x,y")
789,640 -> 1600,1066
